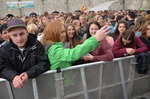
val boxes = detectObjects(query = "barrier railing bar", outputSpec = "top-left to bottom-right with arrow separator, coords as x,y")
134,75 -> 150,81
101,80 -> 129,89
87,80 -> 130,93
6,81 -> 14,99
88,83 -> 126,94
65,88 -> 101,99
118,60 -> 128,99
43,56 -> 135,75
99,64 -> 103,99
128,58 -> 136,98
0,78 -> 7,82
65,91 -> 84,98
80,68 -> 89,99
32,78 -> 39,99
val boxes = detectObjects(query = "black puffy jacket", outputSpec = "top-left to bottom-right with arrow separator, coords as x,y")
0,34 -> 50,81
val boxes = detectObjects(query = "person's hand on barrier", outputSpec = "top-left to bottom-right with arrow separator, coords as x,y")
20,72 -> 28,84
82,54 -> 93,61
95,25 -> 111,42
12,75 -> 24,88
126,48 -> 135,55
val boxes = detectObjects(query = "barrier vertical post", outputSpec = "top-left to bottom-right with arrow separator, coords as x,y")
99,64 -> 103,99
32,79 -> 39,99
55,72 -> 65,99
6,81 -> 14,99
128,58 -> 136,98
80,68 -> 89,99
118,60 -> 128,99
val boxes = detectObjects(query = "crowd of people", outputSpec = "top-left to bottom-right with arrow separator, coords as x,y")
0,9 -> 150,88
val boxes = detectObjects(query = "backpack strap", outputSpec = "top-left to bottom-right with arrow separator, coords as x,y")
44,43 -> 53,52
64,42 -> 70,48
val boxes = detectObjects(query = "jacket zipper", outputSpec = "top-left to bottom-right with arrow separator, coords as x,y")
11,45 -> 37,63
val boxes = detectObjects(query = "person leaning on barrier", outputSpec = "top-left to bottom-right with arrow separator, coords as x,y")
42,21 -> 111,70
82,21 -> 114,62
113,30 -> 148,58
0,18 -> 50,88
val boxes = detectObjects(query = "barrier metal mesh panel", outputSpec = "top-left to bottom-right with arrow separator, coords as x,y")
63,69 -> 83,98
11,80 -> 34,99
102,62 -> 121,86
1,56 -> 150,99
36,73 -> 56,99
132,76 -> 150,98
85,64 -> 100,90
102,85 -> 124,99
0,81 -> 12,99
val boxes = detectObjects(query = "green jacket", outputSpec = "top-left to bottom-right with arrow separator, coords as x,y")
46,36 -> 100,70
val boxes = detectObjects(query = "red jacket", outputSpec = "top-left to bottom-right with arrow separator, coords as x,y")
90,39 -> 114,61
113,35 -> 148,58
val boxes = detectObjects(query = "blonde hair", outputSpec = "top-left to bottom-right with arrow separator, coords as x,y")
27,23 -> 38,34
59,17 -> 65,24
27,18 -> 38,25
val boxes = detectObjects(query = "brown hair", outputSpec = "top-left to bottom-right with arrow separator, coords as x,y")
134,16 -> 146,33
42,21 -> 62,45
140,21 -> 150,40
108,14 -> 115,20
51,13 -> 59,19
120,30 -> 135,48
79,14 -> 85,19
72,20 -> 80,27
66,24 -> 83,47
22,16 -> 30,25
38,15 -> 47,29
111,21 -> 129,41
146,15 -> 150,21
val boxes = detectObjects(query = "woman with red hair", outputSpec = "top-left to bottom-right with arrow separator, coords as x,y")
42,21 -> 110,70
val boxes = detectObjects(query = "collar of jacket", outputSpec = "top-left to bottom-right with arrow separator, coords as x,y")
9,33 -> 37,50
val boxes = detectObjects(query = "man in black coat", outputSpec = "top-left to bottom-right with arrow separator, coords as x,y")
0,18 -> 50,88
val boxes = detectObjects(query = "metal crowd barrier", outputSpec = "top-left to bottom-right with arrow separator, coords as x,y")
1,55 -> 150,99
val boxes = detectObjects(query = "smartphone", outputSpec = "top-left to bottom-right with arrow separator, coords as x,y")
107,26 -> 114,34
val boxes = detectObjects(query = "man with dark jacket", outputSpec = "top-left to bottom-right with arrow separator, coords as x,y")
0,18 -> 50,88
127,10 -> 136,28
